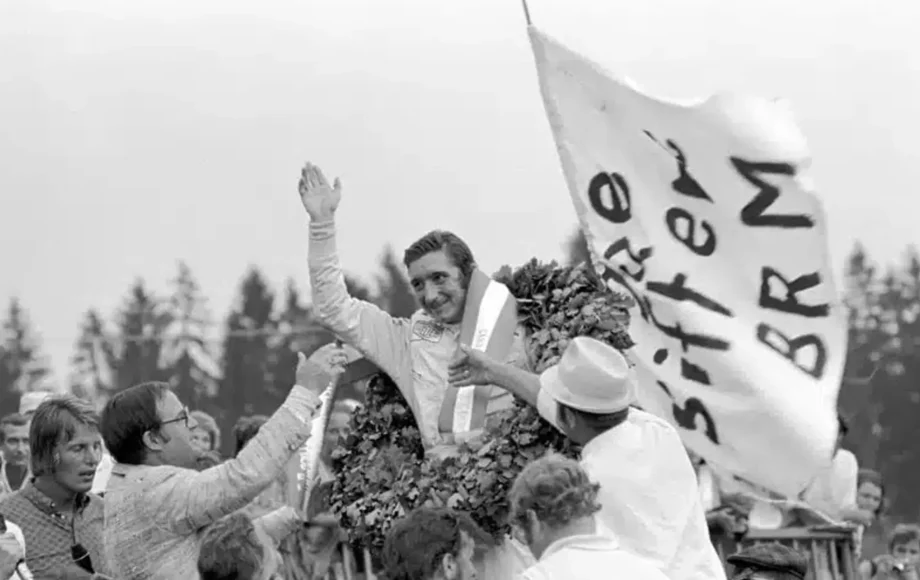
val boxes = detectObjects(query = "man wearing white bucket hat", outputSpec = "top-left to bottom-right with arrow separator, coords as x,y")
449,336 -> 725,580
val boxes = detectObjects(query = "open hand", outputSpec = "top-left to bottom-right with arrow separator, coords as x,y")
448,344 -> 496,388
295,346 -> 349,396
298,162 -> 341,222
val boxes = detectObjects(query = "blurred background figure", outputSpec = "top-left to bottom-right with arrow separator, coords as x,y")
859,524 -> 920,580
191,411 -> 221,454
191,410 -> 223,470
856,469 -> 888,562
0,415 -> 30,497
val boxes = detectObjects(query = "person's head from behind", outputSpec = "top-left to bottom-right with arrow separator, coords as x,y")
321,401 -> 356,464
403,230 -> 475,325
727,543 -> 808,580
100,382 -> 201,469
383,507 -> 481,580
30,396 -> 102,496
198,512 -> 281,580
539,337 -> 634,445
0,413 -> 30,467
890,524 -> 920,567
857,468 -> 885,519
190,410 -> 220,453
232,415 -> 268,457
508,453 -> 601,559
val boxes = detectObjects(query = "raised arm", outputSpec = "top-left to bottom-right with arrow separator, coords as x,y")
300,163 -> 413,389
158,352 -> 338,535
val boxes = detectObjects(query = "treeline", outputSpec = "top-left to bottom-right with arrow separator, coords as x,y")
0,246 -> 415,457
1,235 -> 918,520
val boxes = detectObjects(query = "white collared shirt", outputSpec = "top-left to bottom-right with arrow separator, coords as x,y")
801,449 -> 858,521
537,390 -> 726,580
520,525 -> 668,580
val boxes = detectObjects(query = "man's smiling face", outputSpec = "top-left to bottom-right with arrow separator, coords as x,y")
408,249 -> 466,325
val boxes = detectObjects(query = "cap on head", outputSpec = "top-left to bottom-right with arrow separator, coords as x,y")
539,336 -> 636,414
727,543 -> 808,580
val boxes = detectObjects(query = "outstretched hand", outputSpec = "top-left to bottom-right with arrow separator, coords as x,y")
295,344 -> 350,397
298,162 -> 341,222
447,344 -> 496,388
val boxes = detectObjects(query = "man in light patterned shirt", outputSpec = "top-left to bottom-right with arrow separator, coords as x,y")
101,351 -> 342,580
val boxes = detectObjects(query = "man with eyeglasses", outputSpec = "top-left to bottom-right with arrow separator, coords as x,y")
100,350 -> 342,580
726,543 -> 808,580
0,395 -> 114,578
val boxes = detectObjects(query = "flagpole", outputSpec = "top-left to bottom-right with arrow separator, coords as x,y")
521,0 -> 532,26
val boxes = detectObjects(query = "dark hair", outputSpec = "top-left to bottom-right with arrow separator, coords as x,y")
558,404 -> 629,434
509,453 -> 601,530
403,231 -> 476,282
383,507 -> 487,580
197,512 -> 263,580
232,415 -> 268,457
100,382 -> 172,465
0,413 -> 28,443
30,396 -> 99,477
889,523 -> 920,552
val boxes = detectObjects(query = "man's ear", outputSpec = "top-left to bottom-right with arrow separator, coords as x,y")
557,406 -> 575,432
525,509 -> 541,539
141,429 -> 166,453
440,552 -> 458,580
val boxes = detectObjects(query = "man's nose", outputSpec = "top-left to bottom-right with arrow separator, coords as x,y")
423,284 -> 440,303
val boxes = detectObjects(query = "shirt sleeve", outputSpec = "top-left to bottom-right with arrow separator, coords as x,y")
834,449 -> 859,509
308,220 -> 414,394
156,386 -> 320,535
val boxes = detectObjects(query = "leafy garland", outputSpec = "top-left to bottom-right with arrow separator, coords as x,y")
329,260 -> 634,557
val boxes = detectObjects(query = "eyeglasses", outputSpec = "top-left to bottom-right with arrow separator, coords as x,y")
159,409 -> 191,429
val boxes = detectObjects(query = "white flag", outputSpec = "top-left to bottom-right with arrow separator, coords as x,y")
529,26 -> 845,496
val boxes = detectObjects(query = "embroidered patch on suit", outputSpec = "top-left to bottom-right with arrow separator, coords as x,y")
412,321 -> 443,343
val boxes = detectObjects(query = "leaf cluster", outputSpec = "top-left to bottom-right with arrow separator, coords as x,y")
329,259 -> 634,558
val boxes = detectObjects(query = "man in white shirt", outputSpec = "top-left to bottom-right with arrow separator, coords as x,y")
800,415 -> 866,525
449,336 -> 726,580
509,453 -> 668,580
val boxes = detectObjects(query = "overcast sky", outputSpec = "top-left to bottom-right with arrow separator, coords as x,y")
1,0 -> 917,387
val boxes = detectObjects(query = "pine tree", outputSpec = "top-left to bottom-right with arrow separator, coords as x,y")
343,274 -> 374,304
0,299 -> 52,415
161,262 -> 219,412
268,279 -> 311,406
69,309 -> 116,406
113,280 -> 170,391
376,246 -> 417,318
839,243 -> 887,465
218,267 -> 276,456
874,248 -> 920,518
